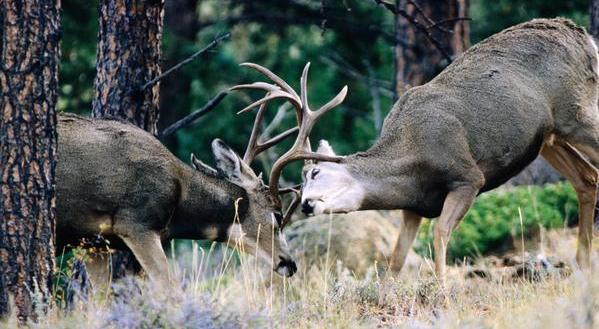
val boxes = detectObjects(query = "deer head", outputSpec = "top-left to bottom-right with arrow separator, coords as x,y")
230,62 -> 348,231
300,140 -> 365,216
205,139 -> 295,276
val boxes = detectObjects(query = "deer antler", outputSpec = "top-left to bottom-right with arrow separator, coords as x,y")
267,63 -> 347,200
231,62 -> 347,209
230,69 -> 300,165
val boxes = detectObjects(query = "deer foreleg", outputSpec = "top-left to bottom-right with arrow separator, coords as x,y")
389,210 -> 422,273
433,185 -> 479,283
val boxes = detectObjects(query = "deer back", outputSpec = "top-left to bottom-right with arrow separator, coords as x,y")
373,18 -> 598,192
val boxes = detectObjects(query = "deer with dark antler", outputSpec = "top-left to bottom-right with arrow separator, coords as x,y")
296,18 -> 598,280
57,112 -> 298,284
56,62 -> 346,285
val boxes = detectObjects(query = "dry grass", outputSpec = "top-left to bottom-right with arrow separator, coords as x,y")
3,222 -> 599,328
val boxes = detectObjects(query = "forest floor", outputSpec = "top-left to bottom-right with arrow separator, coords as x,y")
5,224 -> 599,328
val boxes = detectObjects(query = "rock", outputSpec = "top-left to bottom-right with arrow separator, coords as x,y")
285,211 -> 422,276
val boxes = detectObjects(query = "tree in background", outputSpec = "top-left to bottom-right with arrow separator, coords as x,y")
92,0 -> 164,135
591,0 -> 599,38
393,0 -> 470,96
0,0 -> 60,321
92,0 -> 164,278
57,0 -> 591,181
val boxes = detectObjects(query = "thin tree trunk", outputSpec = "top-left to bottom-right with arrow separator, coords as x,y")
92,0 -> 164,279
591,0 -> 599,40
0,0 -> 60,321
92,0 -> 164,135
591,0 -> 599,226
393,0 -> 469,93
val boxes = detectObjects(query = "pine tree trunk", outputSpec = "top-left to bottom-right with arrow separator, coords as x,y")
92,0 -> 164,135
0,0 -> 60,321
92,0 -> 164,279
591,0 -> 599,40
393,0 -> 469,95
591,0 -> 599,226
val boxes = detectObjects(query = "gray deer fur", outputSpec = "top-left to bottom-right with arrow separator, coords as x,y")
301,18 -> 599,280
56,113 -> 297,285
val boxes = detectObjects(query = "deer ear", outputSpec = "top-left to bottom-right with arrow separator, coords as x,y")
316,140 -> 337,156
211,139 -> 260,189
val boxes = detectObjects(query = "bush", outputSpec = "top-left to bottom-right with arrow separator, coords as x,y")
414,182 -> 578,261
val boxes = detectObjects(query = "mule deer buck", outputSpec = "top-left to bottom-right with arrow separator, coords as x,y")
55,102 -> 319,284
296,18 -> 599,280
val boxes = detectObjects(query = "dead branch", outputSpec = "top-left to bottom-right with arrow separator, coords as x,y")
320,54 -> 394,98
426,17 -> 472,32
159,91 -> 228,139
139,32 -> 231,92
372,0 -> 455,62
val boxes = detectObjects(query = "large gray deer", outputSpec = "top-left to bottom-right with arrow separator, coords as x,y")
54,95 -> 343,284
297,18 -> 599,280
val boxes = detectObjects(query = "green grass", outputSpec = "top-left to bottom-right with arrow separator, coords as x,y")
3,182 -> 597,329
415,182 -> 578,261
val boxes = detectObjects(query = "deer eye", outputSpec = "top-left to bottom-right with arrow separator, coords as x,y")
311,168 -> 320,179
272,212 -> 283,226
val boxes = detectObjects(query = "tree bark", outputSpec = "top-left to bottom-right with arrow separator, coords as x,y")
92,0 -> 164,135
393,0 -> 470,95
591,0 -> 599,226
591,0 -> 599,40
0,0 -> 60,321
92,0 -> 164,278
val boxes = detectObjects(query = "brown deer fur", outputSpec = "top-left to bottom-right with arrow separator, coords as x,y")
301,18 -> 599,280
56,113 -> 297,285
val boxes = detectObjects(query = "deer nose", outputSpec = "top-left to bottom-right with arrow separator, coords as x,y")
301,199 -> 315,215
275,256 -> 297,277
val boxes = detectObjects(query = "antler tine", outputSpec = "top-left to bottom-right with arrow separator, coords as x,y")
268,84 -> 348,201
233,62 -> 311,166
230,82 -> 281,93
280,187 -> 301,229
235,90 -> 301,115
241,97 -> 301,164
233,62 -> 347,209
315,85 -> 348,118
240,63 -> 301,101
242,101 -> 268,163
300,62 -> 311,115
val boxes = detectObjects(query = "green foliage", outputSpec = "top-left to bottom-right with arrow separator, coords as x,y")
59,0 -> 97,113
470,0 -> 589,43
58,0 -> 590,183
414,182 -> 578,261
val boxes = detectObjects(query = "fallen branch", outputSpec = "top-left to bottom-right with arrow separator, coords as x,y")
139,32 -> 231,92
159,91 -> 228,139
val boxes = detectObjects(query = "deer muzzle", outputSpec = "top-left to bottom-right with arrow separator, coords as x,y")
275,255 -> 297,277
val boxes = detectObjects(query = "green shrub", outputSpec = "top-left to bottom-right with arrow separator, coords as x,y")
414,182 -> 578,262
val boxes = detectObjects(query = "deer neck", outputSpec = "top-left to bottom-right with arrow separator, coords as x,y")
167,165 -> 248,241
343,147 -> 420,211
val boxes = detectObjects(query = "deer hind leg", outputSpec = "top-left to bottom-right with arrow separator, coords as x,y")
434,184 -> 480,283
541,139 -> 598,269
562,102 -> 599,166
389,210 -> 422,273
